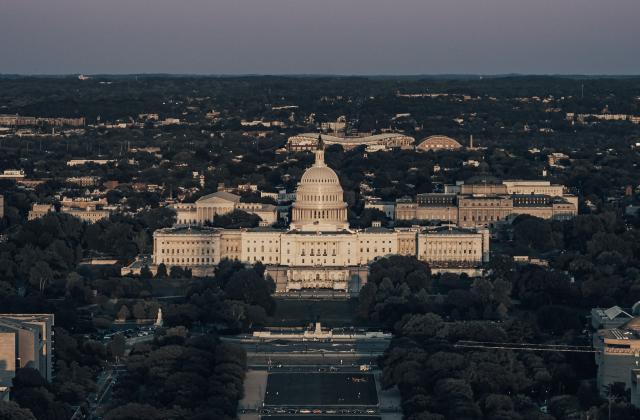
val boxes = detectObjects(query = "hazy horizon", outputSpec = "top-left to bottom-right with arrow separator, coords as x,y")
2,0 -> 639,75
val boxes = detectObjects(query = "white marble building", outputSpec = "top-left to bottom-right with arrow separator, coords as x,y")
173,191 -> 278,226
149,139 -> 489,291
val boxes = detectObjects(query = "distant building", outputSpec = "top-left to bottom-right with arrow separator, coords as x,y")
416,135 -> 463,152
67,159 -> 115,167
60,197 -> 110,223
137,143 -> 490,290
548,152 -> 570,168
28,204 -> 55,220
0,170 -> 25,180
364,199 -> 396,219
29,198 -> 111,223
287,132 -> 414,152
66,176 -> 100,187
395,180 -> 577,227
0,314 -> 54,388
594,317 -> 640,407
173,191 -> 278,226
0,114 -> 84,127
592,306 -> 633,330
60,207 -> 110,223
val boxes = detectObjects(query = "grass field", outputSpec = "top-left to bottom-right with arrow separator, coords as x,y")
268,299 -> 375,328
264,373 -> 378,406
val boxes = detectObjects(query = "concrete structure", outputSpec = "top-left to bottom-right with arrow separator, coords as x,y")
60,207 -> 110,223
0,170 -> 25,180
594,317 -> 640,405
395,180 -> 577,227
416,135 -> 463,152
548,152 -> 570,167
287,133 -> 414,152
66,176 -> 101,187
364,199 -> 396,219
0,314 -> 54,388
173,192 -> 278,226
29,198 -> 111,223
66,159 -> 115,167
592,306 -> 634,330
142,140 -> 489,291
28,204 -> 55,220
252,322 -> 391,341
0,114 -> 84,127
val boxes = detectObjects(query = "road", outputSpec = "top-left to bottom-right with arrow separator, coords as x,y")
86,364 -> 126,419
224,337 -> 390,354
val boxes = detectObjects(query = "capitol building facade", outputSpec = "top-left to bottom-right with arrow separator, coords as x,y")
148,142 -> 489,292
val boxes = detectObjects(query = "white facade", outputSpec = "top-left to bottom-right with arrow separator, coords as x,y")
173,191 -> 278,226
150,143 -> 489,291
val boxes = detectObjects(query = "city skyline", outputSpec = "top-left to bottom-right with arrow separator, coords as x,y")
1,0 -> 639,75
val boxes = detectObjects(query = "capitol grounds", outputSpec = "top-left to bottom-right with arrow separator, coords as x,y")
235,298 -> 402,420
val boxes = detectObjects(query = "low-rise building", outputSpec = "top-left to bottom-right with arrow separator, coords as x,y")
60,207 -> 110,223
173,191 -> 278,226
28,204 -> 55,220
66,159 -> 115,167
594,317 -> 640,407
287,133 -> 414,152
395,180 -> 577,227
548,152 -> 570,167
364,199 -> 396,219
415,135 -> 463,152
0,170 -> 25,180
0,314 -> 54,388
66,176 -> 101,187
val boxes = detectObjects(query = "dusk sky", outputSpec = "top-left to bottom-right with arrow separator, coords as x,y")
1,0 -> 638,75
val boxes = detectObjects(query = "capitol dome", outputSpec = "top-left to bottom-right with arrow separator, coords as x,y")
290,137 -> 349,231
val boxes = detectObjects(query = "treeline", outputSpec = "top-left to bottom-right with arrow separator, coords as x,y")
0,209 -> 174,298
4,327 -> 117,420
163,260 -> 276,332
511,212 -> 640,307
360,256 -> 640,420
105,328 -> 246,420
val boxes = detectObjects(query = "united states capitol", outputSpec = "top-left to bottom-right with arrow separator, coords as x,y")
130,138 -> 490,293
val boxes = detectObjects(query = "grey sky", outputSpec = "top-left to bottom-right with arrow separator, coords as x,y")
1,0 -> 638,75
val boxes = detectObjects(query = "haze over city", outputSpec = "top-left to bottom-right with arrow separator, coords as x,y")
3,1 -> 640,419
1,0 -> 639,75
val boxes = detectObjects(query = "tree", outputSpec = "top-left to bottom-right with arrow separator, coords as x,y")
29,261 -> 53,293
155,263 -> 168,278
139,265 -> 152,279
223,269 -> 275,315
11,368 -> 70,420
104,404 -> 164,420
169,266 -> 185,279
117,305 -> 130,321
211,210 -> 261,228
109,334 -> 126,362
396,313 -> 444,340
0,401 -> 36,420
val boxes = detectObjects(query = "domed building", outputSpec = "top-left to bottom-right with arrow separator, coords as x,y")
291,138 -> 349,231
416,135 -> 463,152
140,136 -> 491,293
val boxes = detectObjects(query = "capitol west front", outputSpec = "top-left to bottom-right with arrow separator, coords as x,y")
148,142 -> 489,292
